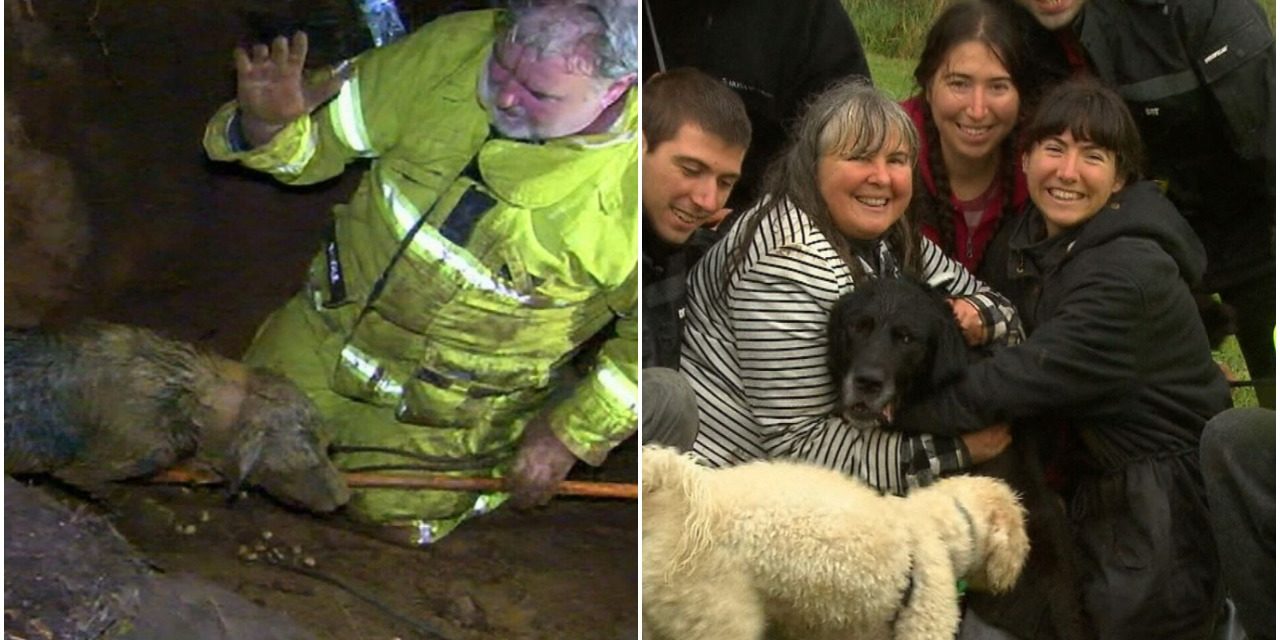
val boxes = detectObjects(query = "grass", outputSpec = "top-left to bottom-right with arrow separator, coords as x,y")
1216,336 -> 1259,407
843,0 -> 946,61
867,52 -> 918,100
853,0 -> 1268,407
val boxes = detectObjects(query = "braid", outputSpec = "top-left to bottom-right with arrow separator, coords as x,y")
988,131 -> 1020,242
922,103 -> 958,257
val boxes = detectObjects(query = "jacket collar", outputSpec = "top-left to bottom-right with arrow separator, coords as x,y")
1006,205 -> 1083,280
478,87 -> 638,208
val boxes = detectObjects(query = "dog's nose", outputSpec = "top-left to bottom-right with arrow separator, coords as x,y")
854,370 -> 885,396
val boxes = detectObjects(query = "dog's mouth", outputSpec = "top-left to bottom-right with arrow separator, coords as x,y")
842,401 -> 895,428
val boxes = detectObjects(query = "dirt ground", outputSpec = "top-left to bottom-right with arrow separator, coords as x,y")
4,2 -> 638,638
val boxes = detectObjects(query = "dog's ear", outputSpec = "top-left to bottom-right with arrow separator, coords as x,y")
226,428 -> 266,496
827,293 -> 854,383
928,291 -> 969,389
642,445 -> 691,495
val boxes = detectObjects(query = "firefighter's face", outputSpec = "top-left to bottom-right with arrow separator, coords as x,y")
479,26 -> 629,141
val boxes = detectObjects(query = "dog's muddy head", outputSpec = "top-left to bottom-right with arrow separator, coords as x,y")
228,370 -> 350,512
827,279 -> 968,427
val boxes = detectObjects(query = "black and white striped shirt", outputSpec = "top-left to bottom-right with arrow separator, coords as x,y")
682,198 -> 1021,494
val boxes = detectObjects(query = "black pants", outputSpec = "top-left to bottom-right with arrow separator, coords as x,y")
1202,408 -> 1276,640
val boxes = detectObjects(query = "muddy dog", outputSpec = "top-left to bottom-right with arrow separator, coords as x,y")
5,321 -> 350,512
828,278 -> 1091,640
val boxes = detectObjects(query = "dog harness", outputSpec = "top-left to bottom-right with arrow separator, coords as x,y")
888,551 -> 917,636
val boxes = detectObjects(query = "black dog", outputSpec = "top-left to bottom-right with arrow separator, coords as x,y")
827,278 -> 968,427
828,278 -> 1092,640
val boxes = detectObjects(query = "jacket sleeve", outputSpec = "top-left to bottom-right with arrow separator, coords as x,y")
897,252 -> 1145,436
203,15 -> 475,184
547,270 -> 639,466
919,237 -> 1025,346
1186,0 -> 1275,179
730,242 -> 967,493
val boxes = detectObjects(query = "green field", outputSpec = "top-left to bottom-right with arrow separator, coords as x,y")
851,0 -> 1270,406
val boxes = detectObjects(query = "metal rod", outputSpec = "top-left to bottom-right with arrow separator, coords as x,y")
147,466 -> 637,500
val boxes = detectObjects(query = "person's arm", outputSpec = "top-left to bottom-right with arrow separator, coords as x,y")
204,13 -> 485,184
508,268 -> 640,508
897,253 -> 1145,436
727,240 -> 967,493
547,274 -> 640,466
204,30 -> 370,185
919,237 -> 1024,346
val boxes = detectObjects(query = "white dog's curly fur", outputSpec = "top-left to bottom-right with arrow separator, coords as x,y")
642,446 -> 1029,640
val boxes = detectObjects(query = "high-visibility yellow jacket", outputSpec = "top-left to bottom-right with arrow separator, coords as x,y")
204,10 -> 638,473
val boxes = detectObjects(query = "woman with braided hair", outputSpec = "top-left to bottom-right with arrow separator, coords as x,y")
903,0 -> 1032,275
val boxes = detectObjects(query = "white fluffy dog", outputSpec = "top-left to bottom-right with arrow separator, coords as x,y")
642,446 -> 1029,640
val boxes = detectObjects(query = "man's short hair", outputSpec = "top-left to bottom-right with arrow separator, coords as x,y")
506,0 -> 637,80
643,68 -> 751,151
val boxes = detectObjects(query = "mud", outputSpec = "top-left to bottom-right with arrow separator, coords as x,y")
5,477 -> 316,640
4,1 -> 637,638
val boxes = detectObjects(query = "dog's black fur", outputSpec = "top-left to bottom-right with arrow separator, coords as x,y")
828,278 -> 1092,640
827,279 -> 968,426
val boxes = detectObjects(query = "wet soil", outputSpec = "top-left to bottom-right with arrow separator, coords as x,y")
5,2 -> 638,638
105,482 -> 636,639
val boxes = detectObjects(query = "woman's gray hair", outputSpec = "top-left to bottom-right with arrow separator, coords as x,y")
506,0 -> 638,80
725,77 -> 923,285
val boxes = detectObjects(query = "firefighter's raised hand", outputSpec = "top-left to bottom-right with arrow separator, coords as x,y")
232,31 -> 348,147
507,415 -> 580,509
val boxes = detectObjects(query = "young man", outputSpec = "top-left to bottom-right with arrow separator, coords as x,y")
1003,0 -> 1276,407
642,0 -> 869,211
641,68 -> 749,450
204,0 -> 638,544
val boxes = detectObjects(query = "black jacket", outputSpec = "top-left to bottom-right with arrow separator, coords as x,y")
641,218 -> 717,370
1011,0 -> 1275,290
901,182 -> 1231,638
641,0 -> 870,211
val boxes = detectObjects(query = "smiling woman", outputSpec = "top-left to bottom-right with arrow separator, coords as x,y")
1022,131 -> 1124,236
816,138 -> 913,241
1018,77 -> 1144,237
678,78 -> 1023,492
893,78 -> 1232,639
902,0 -> 1030,275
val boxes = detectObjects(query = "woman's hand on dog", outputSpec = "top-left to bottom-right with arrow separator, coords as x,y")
961,423 -> 1012,464
948,297 -> 987,346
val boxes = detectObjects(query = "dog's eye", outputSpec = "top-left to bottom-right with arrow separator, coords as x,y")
854,317 -> 875,335
892,328 -> 915,344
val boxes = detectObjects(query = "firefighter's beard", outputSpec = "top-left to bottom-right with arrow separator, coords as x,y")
477,62 -> 540,142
